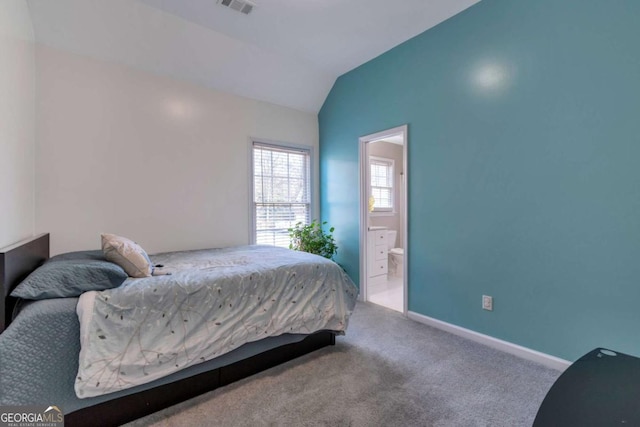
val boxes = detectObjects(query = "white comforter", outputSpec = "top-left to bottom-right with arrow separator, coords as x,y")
75,246 -> 357,398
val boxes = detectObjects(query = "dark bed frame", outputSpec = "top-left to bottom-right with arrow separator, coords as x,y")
0,233 -> 336,426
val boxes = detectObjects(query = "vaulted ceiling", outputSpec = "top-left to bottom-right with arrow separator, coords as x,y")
27,0 -> 479,113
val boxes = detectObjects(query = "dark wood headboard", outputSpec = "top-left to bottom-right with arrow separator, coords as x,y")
0,233 -> 50,332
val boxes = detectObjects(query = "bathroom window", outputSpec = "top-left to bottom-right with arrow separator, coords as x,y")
370,157 -> 394,212
251,140 -> 312,247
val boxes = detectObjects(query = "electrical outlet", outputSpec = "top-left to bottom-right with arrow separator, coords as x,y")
482,295 -> 493,311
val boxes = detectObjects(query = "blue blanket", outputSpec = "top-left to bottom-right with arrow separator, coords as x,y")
0,298 -> 82,409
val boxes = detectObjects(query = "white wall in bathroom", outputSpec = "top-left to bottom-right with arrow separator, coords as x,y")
368,141 -> 404,248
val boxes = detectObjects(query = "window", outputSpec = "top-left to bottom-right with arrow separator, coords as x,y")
252,141 -> 312,247
370,157 -> 394,212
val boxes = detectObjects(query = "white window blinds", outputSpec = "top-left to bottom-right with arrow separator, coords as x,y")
253,142 -> 311,247
370,157 -> 394,211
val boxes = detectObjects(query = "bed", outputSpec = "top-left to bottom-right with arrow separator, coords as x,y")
0,233 -> 357,426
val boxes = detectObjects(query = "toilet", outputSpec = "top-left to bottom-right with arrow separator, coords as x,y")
386,230 -> 404,277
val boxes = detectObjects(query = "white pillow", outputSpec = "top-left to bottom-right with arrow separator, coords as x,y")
101,233 -> 153,278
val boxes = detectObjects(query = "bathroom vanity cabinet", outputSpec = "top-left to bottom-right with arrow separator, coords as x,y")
367,227 -> 388,286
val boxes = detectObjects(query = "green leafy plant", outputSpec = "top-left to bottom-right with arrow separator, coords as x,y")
288,220 -> 337,260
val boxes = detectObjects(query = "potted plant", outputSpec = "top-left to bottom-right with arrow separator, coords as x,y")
288,220 -> 337,260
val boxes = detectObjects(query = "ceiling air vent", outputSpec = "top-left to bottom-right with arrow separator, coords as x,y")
218,0 -> 255,15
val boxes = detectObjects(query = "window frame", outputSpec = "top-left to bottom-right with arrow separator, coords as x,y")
249,138 -> 315,246
369,156 -> 395,215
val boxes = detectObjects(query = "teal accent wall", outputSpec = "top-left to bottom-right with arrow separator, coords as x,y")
319,0 -> 640,361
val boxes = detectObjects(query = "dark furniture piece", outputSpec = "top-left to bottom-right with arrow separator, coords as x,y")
66,331 -> 334,426
534,348 -> 640,426
0,233 -> 50,332
0,234 -> 336,426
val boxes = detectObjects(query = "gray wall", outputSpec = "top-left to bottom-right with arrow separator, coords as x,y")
0,0 -> 35,247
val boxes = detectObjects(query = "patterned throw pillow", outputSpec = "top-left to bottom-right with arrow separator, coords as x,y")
101,233 -> 153,278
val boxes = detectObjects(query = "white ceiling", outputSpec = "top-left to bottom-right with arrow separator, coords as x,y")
27,0 -> 479,113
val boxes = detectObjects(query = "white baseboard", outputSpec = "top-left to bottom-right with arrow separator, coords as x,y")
407,311 -> 571,371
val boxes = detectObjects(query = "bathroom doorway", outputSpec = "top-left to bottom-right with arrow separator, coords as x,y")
359,125 -> 408,314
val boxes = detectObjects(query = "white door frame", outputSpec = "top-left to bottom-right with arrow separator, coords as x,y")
359,124 -> 408,315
